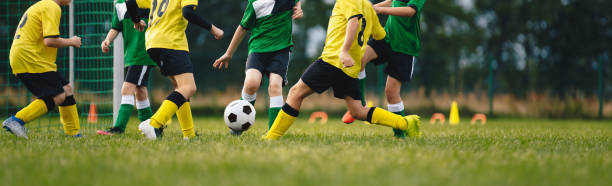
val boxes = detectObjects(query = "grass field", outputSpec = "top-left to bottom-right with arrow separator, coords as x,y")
0,117 -> 610,186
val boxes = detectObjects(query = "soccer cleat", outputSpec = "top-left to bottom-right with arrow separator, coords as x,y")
183,131 -> 200,140
2,116 -> 28,139
96,127 -> 124,136
342,111 -> 355,124
138,119 -> 164,140
403,115 -> 421,138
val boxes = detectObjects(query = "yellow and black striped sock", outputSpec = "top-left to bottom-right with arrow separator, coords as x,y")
150,91 -> 185,128
264,104 -> 299,140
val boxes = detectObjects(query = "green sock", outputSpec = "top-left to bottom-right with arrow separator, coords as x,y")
392,110 -> 406,139
268,107 -> 281,129
113,104 -> 134,131
359,79 -> 366,106
138,107 -> 153,122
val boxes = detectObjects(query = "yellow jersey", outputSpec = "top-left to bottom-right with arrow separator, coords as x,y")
9,0 -> 62,74
319,0 -> 386,78
136,0 -> 198,52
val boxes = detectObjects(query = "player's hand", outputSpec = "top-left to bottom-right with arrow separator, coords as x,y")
213,53 -> 231,69
340,51 -> 354,68
101,39 -> 110,53
292,5 -> 303,19
133,20 -> 146,32
373,5 -> 383,14
71,36 -> 82,48
211,25 -> 224,40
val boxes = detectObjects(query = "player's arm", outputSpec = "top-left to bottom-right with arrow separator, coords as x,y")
292,1 -> 303,20
374,1 -> 417,17
182,5 -> 224,40
101,29 -> 119,53
213,25 -> 248,69
374,0 -> 392,7
44,36 -> 81,48
339,16 -> 360,68
125,0 -> 146,32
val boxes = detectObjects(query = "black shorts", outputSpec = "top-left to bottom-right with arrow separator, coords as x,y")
16,71 -> 69,98
246,47 -> 291,86
368,39 -> 415,82
300,59 -> 361,100
147,48 -> 193,76
124,65 -> 152,87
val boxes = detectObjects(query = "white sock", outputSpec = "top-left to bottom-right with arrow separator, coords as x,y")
136,99 -> 151,109
270,96 -> 283,108
241,90 -> 257,103
121,95 -> 135,105
387,101 -> 404,113
358,70 -> 366,80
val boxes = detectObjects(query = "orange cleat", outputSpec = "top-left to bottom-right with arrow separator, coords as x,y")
342,111 -> 355,124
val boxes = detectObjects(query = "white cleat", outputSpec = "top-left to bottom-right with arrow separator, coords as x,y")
138,119 -> 157,140
3,116 -> 28,139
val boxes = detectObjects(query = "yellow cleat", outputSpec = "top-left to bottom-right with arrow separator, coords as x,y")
403,115 -> 421,138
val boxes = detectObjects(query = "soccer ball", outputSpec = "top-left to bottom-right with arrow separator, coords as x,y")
223,100 -> 256,133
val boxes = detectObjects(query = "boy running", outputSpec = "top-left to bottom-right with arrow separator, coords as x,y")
126,0 -> 224,139
343,0 -> 426,139
97,0 -> 156,135
3,0 -> 82,138
262,0 -> 421,140
213,0 -> 303,134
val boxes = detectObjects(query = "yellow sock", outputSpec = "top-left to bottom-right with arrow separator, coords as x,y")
263,109 -> 297,140
59,104 -> 80,136
176,102 -> 195,138
15,99 -> 48,123
369,107 -> 407,130
150,100 -> 179,128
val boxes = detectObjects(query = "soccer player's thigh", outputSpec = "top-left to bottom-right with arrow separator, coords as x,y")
363,39 -> 390,68
285,79 -> 315,109
18,72 -> 67,105
333,75 -> 367,119
266,49 -> 290,96
122,65 -> 146,95
288,60 -> 332,108
160,49 -> 196,98
385,54 -> 415,102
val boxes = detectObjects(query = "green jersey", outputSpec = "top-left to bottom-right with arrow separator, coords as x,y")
384,0 -> 425,56
239,0 -> 298,54
111,0 -> 156,67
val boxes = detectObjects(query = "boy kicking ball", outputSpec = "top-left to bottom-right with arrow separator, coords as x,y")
213,0 -> 303,135
263,0 -> 421,140
97,0 -> 156,135
343,0 -> 426,139
3,0 -> 82,138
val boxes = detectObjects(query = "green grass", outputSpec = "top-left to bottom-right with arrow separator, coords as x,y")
0,117 -> 610,186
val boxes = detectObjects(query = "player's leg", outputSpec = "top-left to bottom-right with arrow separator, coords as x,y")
344,96 -> 420,138
385,76 -> 406,138
385,54 -> 416,139
265,48 -> 290,129
267,73 -> 283,129
4,73 -> 67,138
169,76 -> 196,139
135,86 -> 153,122
58,83 -> 81,136
343,44 -> 380,124
263,80 -> 314,140
242,69 -> 262,106
139,49 -> 195,139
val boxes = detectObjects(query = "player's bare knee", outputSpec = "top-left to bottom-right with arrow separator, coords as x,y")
348,106 -> 368,120
53,93 -> 67,105
135,87 -> 148,100
268,81 -> 282,96
121,83 -> 137,95
243,81 -> 260,94
62,84 -> 73,96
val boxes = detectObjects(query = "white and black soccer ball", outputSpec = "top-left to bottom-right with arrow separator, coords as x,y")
223,100 -> 256,133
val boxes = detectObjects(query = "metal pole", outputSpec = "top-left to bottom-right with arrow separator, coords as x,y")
68,1 -> 74,86
113,36 -> 124,123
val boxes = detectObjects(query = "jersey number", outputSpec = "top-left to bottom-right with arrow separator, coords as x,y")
149,0 -> 169,26
357,18 -> 367,46
16,14 -> 28,39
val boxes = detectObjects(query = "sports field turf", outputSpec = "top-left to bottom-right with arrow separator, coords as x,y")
0,117 -> 610,186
